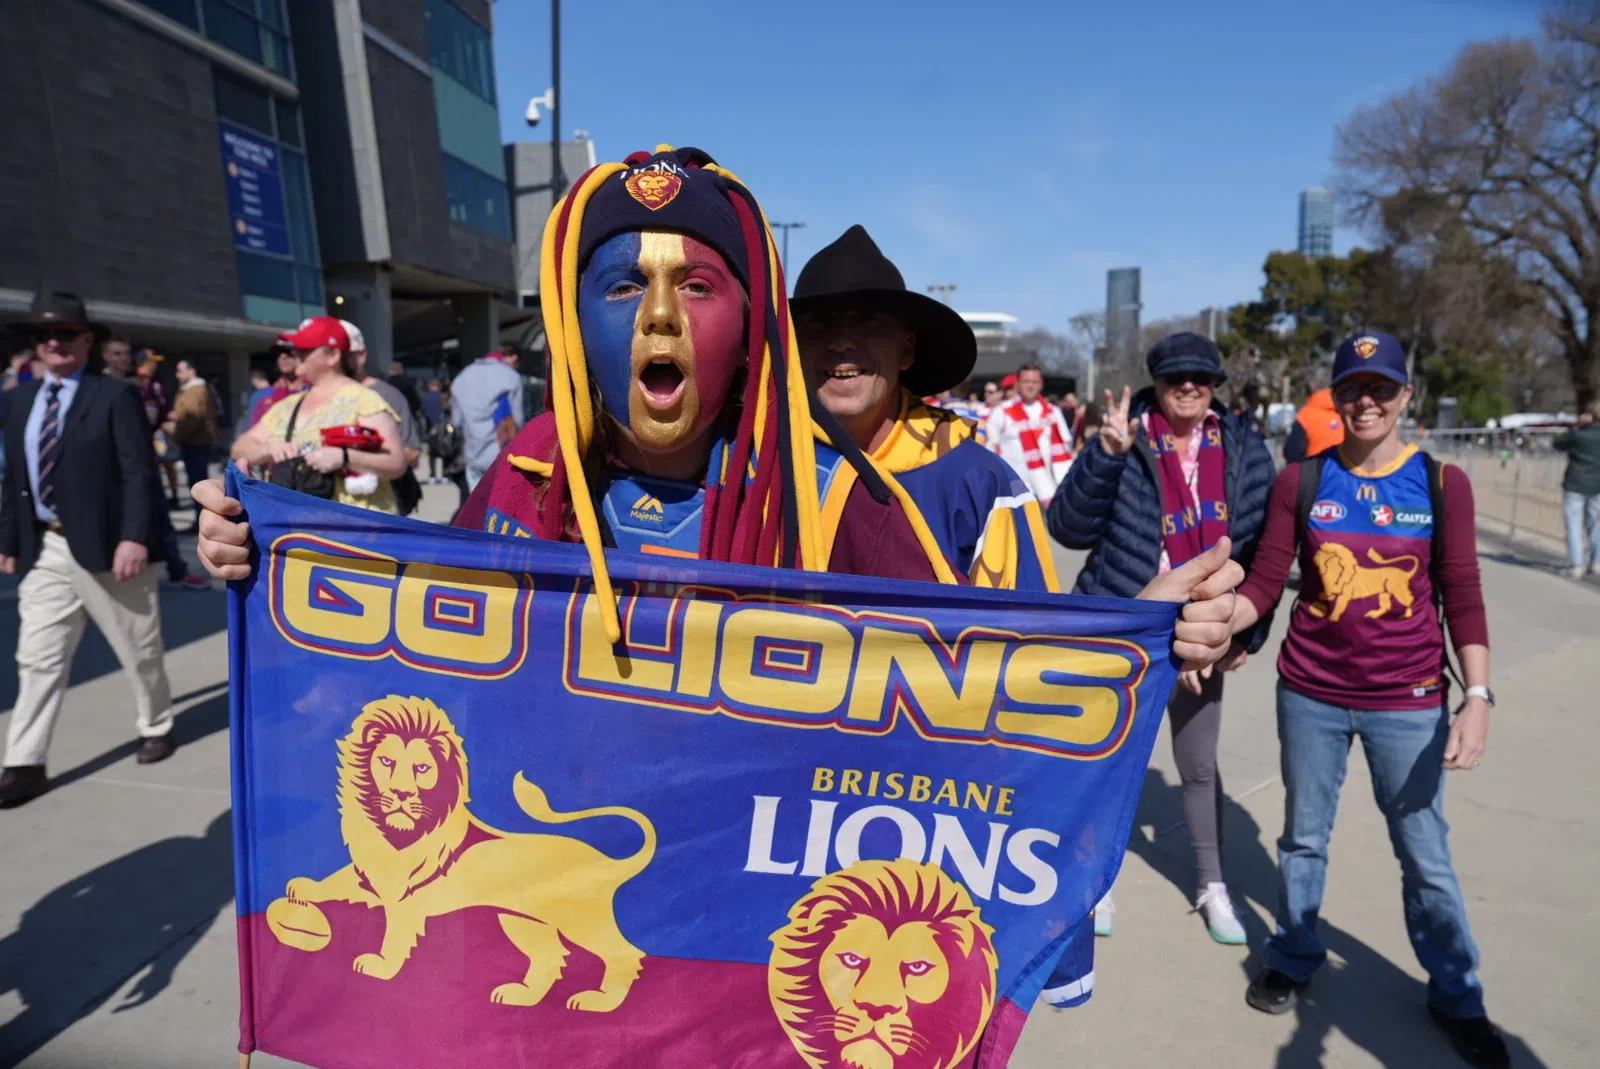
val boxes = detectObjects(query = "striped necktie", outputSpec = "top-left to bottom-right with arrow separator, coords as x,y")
38,382 -> 62,514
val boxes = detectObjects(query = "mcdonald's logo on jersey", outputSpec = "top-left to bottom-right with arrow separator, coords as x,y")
1356,483 -> 1378,503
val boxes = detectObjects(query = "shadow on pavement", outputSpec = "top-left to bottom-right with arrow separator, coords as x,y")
43,684 -> 229,795
0,810 -> 234,1068
0,575 -> 227,715
1128,768 -> 1551,1068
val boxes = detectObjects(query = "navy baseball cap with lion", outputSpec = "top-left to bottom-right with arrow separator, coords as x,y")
1332,331 -> 1408,386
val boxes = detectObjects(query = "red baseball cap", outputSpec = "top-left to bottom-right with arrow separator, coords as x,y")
278,315 -> 351,352
1000,373 -> 1018,388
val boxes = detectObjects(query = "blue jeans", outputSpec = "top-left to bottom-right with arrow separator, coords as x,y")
1565,490 -> 1599,571
1267,684 -> 1485,1018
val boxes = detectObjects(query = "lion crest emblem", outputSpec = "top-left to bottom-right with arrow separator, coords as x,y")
768,859 -> 998,1069
1352,335 -> 1381,359
264,696 -> 656,1012
624,169 -> 683,210
1308,542 -> 1419,622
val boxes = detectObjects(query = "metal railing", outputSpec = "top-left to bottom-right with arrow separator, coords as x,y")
1410,427 -> 1572,551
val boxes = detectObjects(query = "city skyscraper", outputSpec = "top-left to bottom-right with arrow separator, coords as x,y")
1299,188 -> 1334,257
1105,267 -> 1142,363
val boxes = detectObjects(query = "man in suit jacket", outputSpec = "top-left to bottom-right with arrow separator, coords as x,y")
0,292 -> 175,808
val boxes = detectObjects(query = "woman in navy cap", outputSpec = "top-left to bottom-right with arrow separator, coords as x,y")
1045,332 -> 1276,971
1226,331 -> 1506,1068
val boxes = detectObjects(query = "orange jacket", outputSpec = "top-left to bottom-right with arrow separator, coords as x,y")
1296,388 -> 1344,457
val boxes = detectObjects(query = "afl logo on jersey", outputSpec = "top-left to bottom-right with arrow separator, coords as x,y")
1371,504 -> 1395,526
1310,500 -> 1346,522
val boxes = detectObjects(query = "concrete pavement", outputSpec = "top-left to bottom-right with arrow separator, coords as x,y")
0,482 -> 1594,1068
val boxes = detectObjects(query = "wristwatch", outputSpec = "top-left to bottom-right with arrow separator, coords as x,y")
1464,685 -> 1495,707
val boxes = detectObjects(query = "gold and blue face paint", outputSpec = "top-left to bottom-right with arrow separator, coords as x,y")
578,229 -> 745,454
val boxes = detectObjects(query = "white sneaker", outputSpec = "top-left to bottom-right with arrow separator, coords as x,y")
1196,882 -> 1246,945
1565,565 -> 1586,579
1093,894 -> 1114,937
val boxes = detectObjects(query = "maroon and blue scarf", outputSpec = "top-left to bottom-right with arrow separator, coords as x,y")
1147,411 -> 1228,567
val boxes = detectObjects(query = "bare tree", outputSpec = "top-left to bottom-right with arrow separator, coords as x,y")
1067,311 -> 1106,394
1334,3 -> 1600,406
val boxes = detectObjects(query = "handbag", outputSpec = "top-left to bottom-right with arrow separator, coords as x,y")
266,397 -> 336,500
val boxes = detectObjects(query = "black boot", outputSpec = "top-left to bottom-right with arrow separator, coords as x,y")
1429,1005 -> 1511,1068
1245,968 -> 1307,1015
0,765 -> 49,808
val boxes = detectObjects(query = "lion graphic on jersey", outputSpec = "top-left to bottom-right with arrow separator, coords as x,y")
263,695 -> 656,1012
768,859 -> 998,1069
1308,542 -> 1420,622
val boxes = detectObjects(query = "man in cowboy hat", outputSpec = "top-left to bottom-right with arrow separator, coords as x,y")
0,291 -> 176,807
793,224 -> 1060,591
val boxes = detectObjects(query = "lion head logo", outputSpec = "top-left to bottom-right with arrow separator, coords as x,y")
339,696 -> 468,850
1353,335 -> 1380,359
624,170 -> 683,210
769,859 -> 998,1069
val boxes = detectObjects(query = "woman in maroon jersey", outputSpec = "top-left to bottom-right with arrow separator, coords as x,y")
1221,332 -> 1506,1069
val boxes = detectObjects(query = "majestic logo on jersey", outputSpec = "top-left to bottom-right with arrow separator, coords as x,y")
629,494 -> 665,523
1310,501 -> 1346,523
1353,336 -> 1381,359
1370,504 -> 1394,526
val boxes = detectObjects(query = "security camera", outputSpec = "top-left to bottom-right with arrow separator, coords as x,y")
525,88 -> 555,128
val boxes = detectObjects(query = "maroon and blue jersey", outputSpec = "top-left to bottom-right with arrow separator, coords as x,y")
1280,446 -> 1448,710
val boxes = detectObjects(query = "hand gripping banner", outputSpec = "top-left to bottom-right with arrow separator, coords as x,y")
227,475 -> 1181,1069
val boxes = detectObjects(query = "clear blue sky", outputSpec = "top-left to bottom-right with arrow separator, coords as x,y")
492,0 -> 1540,332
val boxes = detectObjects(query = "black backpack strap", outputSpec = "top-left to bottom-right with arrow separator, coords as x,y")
1293,452 -> 1327,555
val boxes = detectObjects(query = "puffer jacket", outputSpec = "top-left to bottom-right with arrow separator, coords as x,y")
1047,389 -> 1278,651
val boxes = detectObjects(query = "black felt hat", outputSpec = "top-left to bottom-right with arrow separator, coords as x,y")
23,290 -> 108,341
790,225 -> 976,396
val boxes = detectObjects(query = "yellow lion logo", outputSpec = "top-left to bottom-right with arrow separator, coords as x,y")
263,695 -> 656,1012
1309,542 -> 1420,622
769,859 -> 998,1069
624,170 -> 683,210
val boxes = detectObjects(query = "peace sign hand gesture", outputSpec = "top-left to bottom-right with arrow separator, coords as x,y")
1099,387 -> 1135,456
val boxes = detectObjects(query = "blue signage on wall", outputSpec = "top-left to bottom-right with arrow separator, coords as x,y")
220,123 -> 291,258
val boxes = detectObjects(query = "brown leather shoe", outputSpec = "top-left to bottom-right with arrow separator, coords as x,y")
136,735 -> 175,765
0,765 -> 49,808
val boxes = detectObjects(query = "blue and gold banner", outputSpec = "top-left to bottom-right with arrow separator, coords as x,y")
228,474 -> 1180,1069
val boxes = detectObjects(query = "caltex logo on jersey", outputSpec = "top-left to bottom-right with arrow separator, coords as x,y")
1310,500 -> 1347,523
1371,504 -> 1395,526
1353,336 -> 1381,359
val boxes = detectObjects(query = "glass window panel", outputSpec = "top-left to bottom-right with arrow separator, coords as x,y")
431,72 -> 504,178
203,0 -> 263,64
441,154 -> 511,242
274,98 -> 301,147
236,251 -> 297,301
141,0 -> 200,30
424,0 -> 496,104
214,69 -> 273,135
279,149 -> 320,266
259,0 -> 286,31
296,265 -> 324,307
262,30 -> 291,76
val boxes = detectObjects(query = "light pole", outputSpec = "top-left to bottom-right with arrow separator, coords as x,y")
771,221 -> 806,270
926,283 -> 957,304
550,0 -> 563,201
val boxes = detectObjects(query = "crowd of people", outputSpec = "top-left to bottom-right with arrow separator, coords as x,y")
0,142 -> 1528,1068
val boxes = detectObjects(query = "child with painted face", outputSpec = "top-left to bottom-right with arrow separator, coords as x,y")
191,147 -> 1243,667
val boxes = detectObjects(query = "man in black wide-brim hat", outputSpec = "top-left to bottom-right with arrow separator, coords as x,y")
0,290 -> 176,808
792,224 -> 1061,592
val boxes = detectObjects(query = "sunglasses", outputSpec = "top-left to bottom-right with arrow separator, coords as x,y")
32,327 -> 89,344
1332,379 -> 1403,404
1158,372 -> 1217,389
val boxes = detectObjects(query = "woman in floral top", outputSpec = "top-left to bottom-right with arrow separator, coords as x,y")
230,317 -> 406,512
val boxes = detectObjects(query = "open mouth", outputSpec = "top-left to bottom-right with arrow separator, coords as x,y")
637,357 -> 686,409
820,363 -> 866,382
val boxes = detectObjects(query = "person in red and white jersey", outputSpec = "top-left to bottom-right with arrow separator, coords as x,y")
985,363 -> 1073,502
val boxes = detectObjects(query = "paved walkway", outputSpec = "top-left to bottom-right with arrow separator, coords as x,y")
0,483 -> 1593,1068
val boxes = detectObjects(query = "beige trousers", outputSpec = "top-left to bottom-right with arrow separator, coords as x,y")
4,531 -> 172,767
